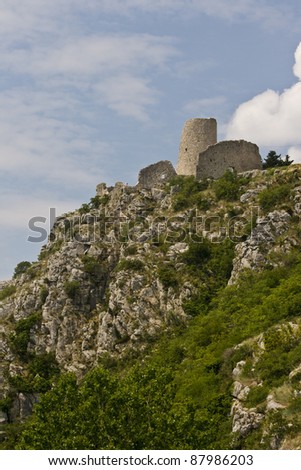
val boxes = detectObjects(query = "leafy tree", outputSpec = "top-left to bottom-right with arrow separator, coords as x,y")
9,312 -> 42,359
13,261 -> 32,278
262,151 -> 293,169
17,366 -> 203,450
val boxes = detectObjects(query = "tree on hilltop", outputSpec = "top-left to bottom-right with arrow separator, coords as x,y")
262,150 -> 293,169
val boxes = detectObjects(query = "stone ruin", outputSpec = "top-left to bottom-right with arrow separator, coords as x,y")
196,139 -> 262,180
137,160 -> 177,189
136,117 -> 262,187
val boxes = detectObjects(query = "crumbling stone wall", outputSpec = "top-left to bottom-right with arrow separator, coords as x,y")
196,140 -> 262,179
137,160 -> 176,189
177,118 -> 217,176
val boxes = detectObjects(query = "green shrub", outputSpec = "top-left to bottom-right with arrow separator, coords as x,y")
288,396 -> 301,413
8,353 -> 60,394
158,265 -> 179,289
124,245 -> 138,256
117,259 -> 144,272
183,291 -> 211,317
40,286 -> 49,304
0,285 -> 16,301
91,195 -> 109,207
78,203 -> 90,215
213,170 -> 247,201
38,240 -> 63,260
182,240 -> 212,267
245,385 -> 269,408
64,280 -> 81,299
0,395 -> 14,416
82,255 -> 104,281
28,352 -> 59,379
79,195 -> 110,214
258,184 -> 292,213
13,261 -> 32,279
89,196 -> 102,209
170,175 -> 209,211
10,313 -> 42,359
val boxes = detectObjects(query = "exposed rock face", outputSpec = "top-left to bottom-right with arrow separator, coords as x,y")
229,210 -> 292,284
0,183 -> 193,387
1,163 -> 301,447
231,401 -> 264,437
137,161 -> 176,189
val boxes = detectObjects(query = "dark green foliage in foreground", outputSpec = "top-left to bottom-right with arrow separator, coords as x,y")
17,366 -> 209,450
8,353 -> 60,394
10,250 -> 301,450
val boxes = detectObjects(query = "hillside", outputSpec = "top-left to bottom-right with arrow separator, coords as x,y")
1,165 -> 301,449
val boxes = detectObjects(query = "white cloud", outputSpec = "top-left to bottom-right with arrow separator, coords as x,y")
293,42 -> 301,79
16,34 -> 176,77
0,33 -> 177,122
227,42 -> 301,157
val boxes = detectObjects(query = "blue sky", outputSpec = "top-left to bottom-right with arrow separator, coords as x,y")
1,0 -> 301,279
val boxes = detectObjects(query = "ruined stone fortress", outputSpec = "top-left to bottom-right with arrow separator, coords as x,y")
137,118 -> 262,188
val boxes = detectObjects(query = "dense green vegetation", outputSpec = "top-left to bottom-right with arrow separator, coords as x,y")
3,170 -> 301,450
0,285 -> 16,301
258,184 -> 293,213
213,170 -> 248,201
6,248 -> 301,450
117,258 -> 145,271
9,312 -> 42,359
169,175 -> 210,211
78,195 -> 110,214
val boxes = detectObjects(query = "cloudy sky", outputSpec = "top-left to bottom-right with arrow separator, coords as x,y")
1,0 -> 301,279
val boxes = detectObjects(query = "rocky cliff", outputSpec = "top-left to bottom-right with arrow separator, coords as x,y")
1,164 -> 301,449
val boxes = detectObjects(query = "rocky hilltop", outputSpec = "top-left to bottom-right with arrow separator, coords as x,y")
1,164 -> 301,449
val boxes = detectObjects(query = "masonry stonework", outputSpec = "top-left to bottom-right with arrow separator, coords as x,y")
196,140 -> 262,179
131,118 -> 262,189
176,118 -> 262,180
176,118 -> 217,176
137,160 -> 177,189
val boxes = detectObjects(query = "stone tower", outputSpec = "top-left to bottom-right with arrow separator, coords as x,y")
176,118 -> 217,176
